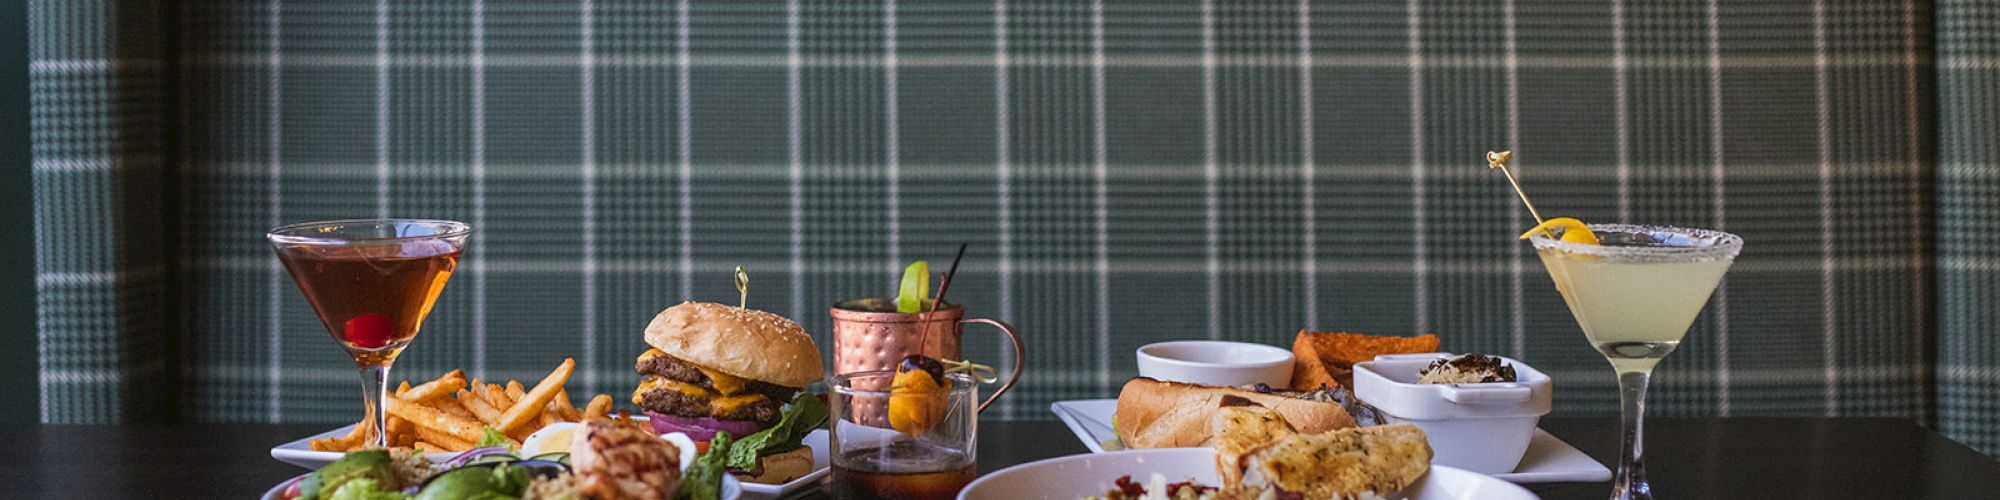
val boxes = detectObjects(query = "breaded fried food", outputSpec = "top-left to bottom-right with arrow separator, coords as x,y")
1233,424 -> 1432,499
570,419 -> 682,500
1290,331 -> 1440,391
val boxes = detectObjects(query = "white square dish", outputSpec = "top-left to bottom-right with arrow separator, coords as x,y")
1049,399 -> 1610,484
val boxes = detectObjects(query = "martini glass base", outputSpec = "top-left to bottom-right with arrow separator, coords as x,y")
358,363 -> 392,449
1611,369 -> 1653,500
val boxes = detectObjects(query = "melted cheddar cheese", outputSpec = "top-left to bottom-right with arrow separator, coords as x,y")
632,349 -> 769,415
696,365 -> 749,396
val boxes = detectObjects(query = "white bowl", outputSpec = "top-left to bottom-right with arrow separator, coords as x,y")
1136,341 -> 1294,387
1354,353 -> 1552,475
271,419 -> 828,500
261,470 -> 743,500
958,448 -> 1536,500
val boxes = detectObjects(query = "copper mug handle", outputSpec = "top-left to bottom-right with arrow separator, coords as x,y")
960,318 -> 1024,413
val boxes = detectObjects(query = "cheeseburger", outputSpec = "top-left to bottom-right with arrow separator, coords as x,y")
633,302 -> 826,484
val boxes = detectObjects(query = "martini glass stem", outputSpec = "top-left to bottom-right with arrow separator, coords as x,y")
358,362 -> 392,448
1612,368 -> 1653,500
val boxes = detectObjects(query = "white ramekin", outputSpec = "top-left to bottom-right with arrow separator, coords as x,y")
1353,352 -> 1552,474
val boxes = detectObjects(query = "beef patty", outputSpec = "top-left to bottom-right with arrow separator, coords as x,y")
638,387 -> 784,424
635,353 -> 800,424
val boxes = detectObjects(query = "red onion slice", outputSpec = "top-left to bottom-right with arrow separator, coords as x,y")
440,446 -> 512,468
643,410 -> 770,441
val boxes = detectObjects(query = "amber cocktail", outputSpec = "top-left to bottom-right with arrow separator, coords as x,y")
269,219 -> 468,447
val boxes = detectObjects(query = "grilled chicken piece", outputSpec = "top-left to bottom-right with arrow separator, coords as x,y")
570,419 -> 682,500
1235,423 -> 1431,499
1211,402 -> 1298,487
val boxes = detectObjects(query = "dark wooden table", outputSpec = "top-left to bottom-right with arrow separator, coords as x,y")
1,417 -> 1993,499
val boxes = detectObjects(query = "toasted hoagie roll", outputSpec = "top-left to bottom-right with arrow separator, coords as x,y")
1114,377 -> 1357,449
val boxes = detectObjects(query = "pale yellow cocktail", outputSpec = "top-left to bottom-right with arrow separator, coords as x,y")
1537,243 -> 1733,373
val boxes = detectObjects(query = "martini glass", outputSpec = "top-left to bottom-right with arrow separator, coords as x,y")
1529,224 -> 1741,500
268,219 -> 469,447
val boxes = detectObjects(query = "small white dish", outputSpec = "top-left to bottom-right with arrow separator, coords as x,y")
1135,340 -> 1294,387
1355,352 -> 1552,475
959,447 -> 1535,500
260,468 -> 744,500
271,421 -> 828,500
1049,399 -> 1610,484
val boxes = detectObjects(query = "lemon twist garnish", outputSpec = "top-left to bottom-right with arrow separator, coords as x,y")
1487,151 -> 1598,246
1519,217 -> 1600,244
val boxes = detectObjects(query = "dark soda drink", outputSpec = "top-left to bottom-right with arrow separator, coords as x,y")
830,441 -> 977,500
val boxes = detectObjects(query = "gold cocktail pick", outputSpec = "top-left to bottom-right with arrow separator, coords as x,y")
1486,151 -> 1546,225
734,265 -> 749,309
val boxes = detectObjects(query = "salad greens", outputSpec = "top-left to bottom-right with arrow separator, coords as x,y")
475,427 -> 513,449
413,465 -> 530,500
676,432 -> 733,500
723,393 -> 828,471
324,479 -> 411,500
294,447 -> 567,500
301,450 -> 400,500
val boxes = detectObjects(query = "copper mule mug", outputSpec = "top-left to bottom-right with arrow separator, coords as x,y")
829,298 -> 1024,413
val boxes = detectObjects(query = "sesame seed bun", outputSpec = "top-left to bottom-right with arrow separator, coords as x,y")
642,302 -> 825,388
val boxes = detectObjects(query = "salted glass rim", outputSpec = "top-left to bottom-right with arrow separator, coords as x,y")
1528,223 -> 1743,263
829,370 -> 977,397
266,218 -> 471,246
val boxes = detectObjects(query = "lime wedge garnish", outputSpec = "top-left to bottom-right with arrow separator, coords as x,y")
897,261 -> 930,313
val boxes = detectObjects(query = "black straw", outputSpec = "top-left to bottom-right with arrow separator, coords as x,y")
918,243 -> 970,350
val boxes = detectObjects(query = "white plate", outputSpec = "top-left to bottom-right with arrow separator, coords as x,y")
1050,399 -> 1610,484
959,447 -> 1535,500
272,422 -> 827,500
260,470 -> 744,500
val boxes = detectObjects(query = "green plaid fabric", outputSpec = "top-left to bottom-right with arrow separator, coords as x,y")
26,0 -> 1995,456
27,0 -> 172,423
1937,0 -> 2000,456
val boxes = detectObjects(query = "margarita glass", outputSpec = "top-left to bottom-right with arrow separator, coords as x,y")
1530,224 -> 1741,500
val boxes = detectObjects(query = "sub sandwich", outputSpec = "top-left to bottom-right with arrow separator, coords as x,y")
1114,377 -> 1358,449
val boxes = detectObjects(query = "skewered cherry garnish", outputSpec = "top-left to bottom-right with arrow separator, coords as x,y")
897,354 -> 945,383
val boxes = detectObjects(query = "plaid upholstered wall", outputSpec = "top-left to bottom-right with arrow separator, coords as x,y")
1937,0 -> 2000,457
25,0 -> 1993,456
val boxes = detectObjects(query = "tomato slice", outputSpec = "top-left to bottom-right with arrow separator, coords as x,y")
279,477 -> 304,500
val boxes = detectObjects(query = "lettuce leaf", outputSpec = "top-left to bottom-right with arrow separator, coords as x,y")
724,394 -> 828,470
325,478 -> 413,500
676,432 -> 732,500
475,427 -> 511,449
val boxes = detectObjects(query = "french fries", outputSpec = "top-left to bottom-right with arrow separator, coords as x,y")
584,394 -> 613,421
314,359 -> 611,454
498,358 -> 575,436
458,388 -> 504,426
483,384 -> 513,411
403,370 -> 466,402
387,394 -> 482,443
554,388 -> 579,421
